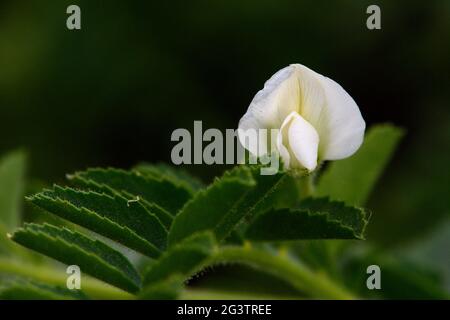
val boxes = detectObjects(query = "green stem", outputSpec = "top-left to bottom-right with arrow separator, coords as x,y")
0,258 -> 134,299
295,174 -> 315,200
181,288 -> 302,300
211,246 -> 356,300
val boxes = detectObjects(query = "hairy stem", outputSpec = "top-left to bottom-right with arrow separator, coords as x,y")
211,246 -> 356,300
0,258 -> 134,299
181,288 -> 302,300
293,172 -> 316,200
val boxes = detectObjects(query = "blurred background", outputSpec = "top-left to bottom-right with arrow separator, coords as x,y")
0,0 -> 449,293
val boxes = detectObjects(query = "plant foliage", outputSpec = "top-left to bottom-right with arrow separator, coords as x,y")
0,125 -> 448,299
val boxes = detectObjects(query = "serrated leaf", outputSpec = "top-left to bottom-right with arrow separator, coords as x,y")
231,165 -> 291,221
136,199 -> 172,229
134,162 -> 204,193
167,166 -> 256,246
68,168 -> 192,215
0,278 -> 88,300
220,166 -> 293,243
0,150 -> 26,230
144,232 -> 216,286
27,186 -> 167,258
106,188 -> 173,229
168,164 -> 292,246
245,198 -> 368,241
297,197 -> 368,237
69,169 -> 173,228
317,124 -> 404,206
11,223 -> 141,293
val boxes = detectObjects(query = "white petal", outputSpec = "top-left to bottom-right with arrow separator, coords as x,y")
289,64 -> 365,160
276,122 -> 291,169
238,65 -> 300,146
316,76 -> 366,160
277,111 -> 319,171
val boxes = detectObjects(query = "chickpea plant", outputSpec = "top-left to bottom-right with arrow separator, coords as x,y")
0,125 -> 407,299
5,64 -> 441,300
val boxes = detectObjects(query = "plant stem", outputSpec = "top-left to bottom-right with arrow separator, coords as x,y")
181,288 -> 302,300
295,174 -> 315,200
211,246 -> 356,300
0,258 -> 134,299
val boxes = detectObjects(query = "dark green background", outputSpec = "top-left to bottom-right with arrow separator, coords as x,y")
0,1 -> 449,251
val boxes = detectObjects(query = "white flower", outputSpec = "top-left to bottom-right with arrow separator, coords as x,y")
238,64 -> 365,171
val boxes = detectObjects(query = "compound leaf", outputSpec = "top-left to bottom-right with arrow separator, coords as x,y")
68,168 -> 192,215
134,163 -> 204,193
167,166 -> 256,246
11,223 -> 141,293
144,232 -> 216,286
245,198 -> 368,241
27,186 -> 167,258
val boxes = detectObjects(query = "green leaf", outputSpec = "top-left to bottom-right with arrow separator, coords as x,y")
401,219 -> 450,291
220,166 -> 293,242
11,223 -> 141,293
0,150 -> 26,230
68,168 -> 193,215
233,165 -> 291,221
134,162 -> 204,193
245,198 -> 368,241
168,164 -> 292,246
316,124 -> 404,206
69,170 -> 174,228
0,278 -> 88,300
144,232 -> 216,286
167,166 -> 256,246
27,186 -> 167,258
297,198 -> 368,237
137,200 -> 172,229
343,250 -> 450,299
